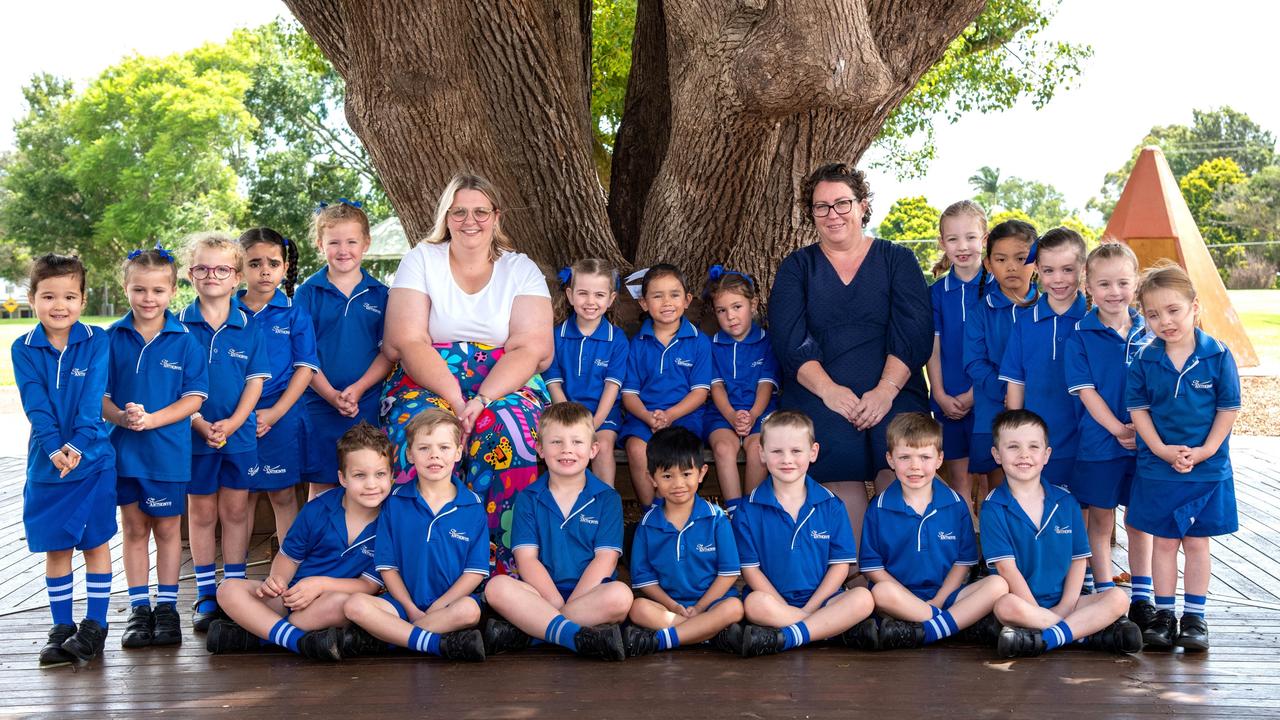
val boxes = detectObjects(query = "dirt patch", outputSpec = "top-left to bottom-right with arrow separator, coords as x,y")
1239,375 -> 1280,437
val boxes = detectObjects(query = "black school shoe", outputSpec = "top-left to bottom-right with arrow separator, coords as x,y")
840,617 -> 880,651
481,617 -> 532,655
878,618 -> 926,650
39,623 -> 77,665
954,612 -> 1003,646
439,629 -> 487,662
1142,609 -> 1177,649
1175,614 -> 1209,652
573,624 -> 625,661
340,624 -> 391,658
296,627 -> 343,661
622,625 -> 659,657
191,595 -> 222,633
206,620 -> 262,654
61,619 -> 108,662
740,624 -> 786,658
121,606 -> 154,649
152,604 -> 183,646
996,626 -> 1046,658
1083,618 -> 1143,654
1128,600 -> 1159,631
710,622 -> 745,655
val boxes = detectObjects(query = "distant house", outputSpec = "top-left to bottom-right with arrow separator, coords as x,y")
0,279 -> 32,319
366,216 -> 410,281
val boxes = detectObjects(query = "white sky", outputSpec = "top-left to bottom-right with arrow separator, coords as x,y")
2,0 -> 1276,226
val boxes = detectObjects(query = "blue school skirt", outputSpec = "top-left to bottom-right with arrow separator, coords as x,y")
703,411 -> 765,441
1068,457 -> 1134,510
930,404 -> 975,460
249,402 -> 307,491
1127,476 -> 1238,539
619,412 -> 703,444
25,466 -> 117,553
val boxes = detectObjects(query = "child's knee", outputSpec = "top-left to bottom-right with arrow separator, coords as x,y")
978,574 -> 1009,596
122,517 -> 151,542
216,578 -> 251,601
457,596 -> 483,625
188,498 -> 217,525
152,517 -> 181,541
717,597 -> 745,623
845,586 -> 874,613
602,581 -> 635,616
483,575 -> 517,606
869,581 -> 896,606
344,592 -> 377,622
743,590 -> 772,618
268,488 -> 297,507
1102,587 -> 1129,614
993,593 -> 1023,620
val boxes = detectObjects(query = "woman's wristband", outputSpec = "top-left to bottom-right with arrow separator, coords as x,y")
880,377 -> 902,391
472,394 -> 493,407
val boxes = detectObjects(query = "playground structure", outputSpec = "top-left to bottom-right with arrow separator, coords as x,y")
1103,146 -> 1259,366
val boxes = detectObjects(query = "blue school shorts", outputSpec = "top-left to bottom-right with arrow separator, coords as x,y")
619,414 -> 702,444
931,406 -> 974,460
189,451 -> 257,495
118,475 -> 186,517
968,432 -> 997,474
1127,476 -> 1238,539
25,466 -> 118,553
1068,457 -> 1134,510
249,405 -> 307,492
597,405 -> 623,434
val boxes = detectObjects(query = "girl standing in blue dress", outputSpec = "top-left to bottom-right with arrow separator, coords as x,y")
14,255 -> 116,663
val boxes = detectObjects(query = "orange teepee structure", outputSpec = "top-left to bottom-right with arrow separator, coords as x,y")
1102,146 -> 1258,366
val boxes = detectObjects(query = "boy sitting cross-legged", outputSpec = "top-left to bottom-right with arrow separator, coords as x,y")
482,402 -> 633,661
851,412 -> 1008,651
624,427 -> 746,656
734,411 -> 875,656
982,409 -> 1142,658
341,409 -> 489,661
207,422 -> 391,660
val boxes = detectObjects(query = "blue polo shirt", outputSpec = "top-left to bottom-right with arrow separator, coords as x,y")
281,486 -> 382,587
374,478 -> 489,605
964,290 -> 1033,434
710,324 -> 779,411
237,289 -> 320,404
107,311 -> 209,482
630,497 -> 741,606
180,301 -> 272,455
1125,329 -> 1241,484
859,478 -> 978,601
510,471 -> 624,592
998,292 -> 1087,458
545,316 -> 629,406
733,476 -> 858,606
931,269 -> 997,397
12,322 -> 114,484
294,268 -> 387,405
981,480 -> 1091,608
622,318 -> 713,415
1065,308 -> 1152,462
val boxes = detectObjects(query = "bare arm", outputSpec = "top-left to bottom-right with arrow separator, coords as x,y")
547,382 -> 568,404
1077,387 -> 1135,449
621,393 -> 654,427
662,388 -> 710,423
512,547 -> 565,608
1049,558 -> 1086,618
383,288 -> 465,411
1005,382 -> 1025,411
710,382 -> 737,423
593,384 -> 621,428
379,569 -> 423,619
796,360 -> 859,422
638,583 -> 686,613
748,382 -> 774,423
567,550 -> 621,603
426,572 -> 486,612
1190,410 -> 1238,464
929,563 -> 972,608
801,563 -> 851,613
994,559 -> 1036,606
479,294 -> 554,399
693,574 -> 740,613
740,565 -> 784,598
1130,408 -> 1185,466
260,367 -> 314,430
216,377 -> 264,436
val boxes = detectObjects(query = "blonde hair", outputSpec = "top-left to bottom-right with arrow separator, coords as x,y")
311,202 -> 371,249
183,231 -> 244,273
885,412 -> 943,453
419,173 -> 515,262
404,408 -> 464,446
933,200 -> 989,277
761,410 -> 816,445
538,401 -> 596,437
1137,260 -> 1197,307
1085,239 -> 1139,276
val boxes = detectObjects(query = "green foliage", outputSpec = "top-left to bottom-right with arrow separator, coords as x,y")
874,0 -> 1091,176
1215,164 -> 1280,267
877,196 -> 942,275
990,208 -> 1034,228
1179,157 -> 1248,276
590,0 -> 636,156
969,169 -> 1086,235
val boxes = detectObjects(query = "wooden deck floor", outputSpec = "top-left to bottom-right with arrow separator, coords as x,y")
1,438 -> 1278,719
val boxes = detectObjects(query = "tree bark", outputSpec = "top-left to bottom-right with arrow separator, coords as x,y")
286,0 -> 984,285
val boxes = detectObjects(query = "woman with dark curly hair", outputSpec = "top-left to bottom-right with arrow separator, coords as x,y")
767,163 -> 933,538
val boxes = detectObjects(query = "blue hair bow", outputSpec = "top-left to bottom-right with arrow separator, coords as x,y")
314,198 -> 364,215
1025,239 -> 1038,265
707,264 -> 754,289
127,242 -> 175,264
556,266 -> 573,288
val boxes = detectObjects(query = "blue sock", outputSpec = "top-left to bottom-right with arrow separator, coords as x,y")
407,626 -> 442,656
156,583 -> 179,607
128,584 -> 151,608
1130,575 -> 1154,603
223,562 -> 247,581
924,610 -> 957,644
194,563 -> 217,611
1183,593 -> 1207,618
781,621 -> 811,650
46,574 -> 74,626
545,615 -> 582,652
723,497 -> 743,518
1042,620 -> 1073,651
656,626 -> 680,651
85,572 -> 112,626
1155,595 -> 1176,612
268,619 -> 302,653
1083,567 -> 1095,593
1095,580 -> 1116,592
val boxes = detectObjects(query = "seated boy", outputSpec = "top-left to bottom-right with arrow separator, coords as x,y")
342,409 -> 489,661
734,411 -> 874,656
482,402 -> 633,661
625,427 -> 745,656
207,422 -> 391,660
982,409 -> 1142,658
854,412 -> 1008,650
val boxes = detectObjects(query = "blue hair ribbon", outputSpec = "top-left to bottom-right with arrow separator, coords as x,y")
707,264 -> 754,289
1025,239 -> 1038,265
556,266 -> 573,288
127,242 -> 175,264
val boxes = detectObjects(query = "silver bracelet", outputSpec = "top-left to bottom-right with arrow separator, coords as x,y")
881,377 -> 902,391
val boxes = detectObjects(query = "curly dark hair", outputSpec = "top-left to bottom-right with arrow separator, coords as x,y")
798,163 -> 873,228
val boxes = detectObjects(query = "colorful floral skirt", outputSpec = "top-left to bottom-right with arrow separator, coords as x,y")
380,342 -> 549,576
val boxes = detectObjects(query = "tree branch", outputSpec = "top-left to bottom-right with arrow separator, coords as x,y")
282,0 -> 351,77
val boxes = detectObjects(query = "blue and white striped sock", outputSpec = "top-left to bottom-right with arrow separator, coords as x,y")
223,562 -> 247,581
1095,580 -> 1116,592
1183,593 -> 1207,619
1083,567 -> 1096,594
85,572 -> 112,626
46,574 -> 74,626
545,615 -> 581,652
268,618 -> 303,653
407,626 -> 442,655
128,585 -> 151,608
1130,576 -> 1154,604
656,626 -> 680,651
1155,595 -> 1176,612
781,621 -> 811,650
1042,620 -> 1073,651
194,564 -> 217,612
156,583 -> 179,607
924,608 -> 957,644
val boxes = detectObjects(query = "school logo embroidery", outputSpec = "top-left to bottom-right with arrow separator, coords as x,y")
145,497 -> 173,509
1054,525 -> 1072,535
271,325 -> 290,335
695,543 -> 716,553
449,529 -> 470,542
227,348 -> 249,360
594,359 -> 609,368
263,465 -> 286,475
579,515 -> 600,525
810,529 -> 830,540
247,465 -> 260,477
937,531 -> 957,541
674,358 -> 693,368
751,358 -> 765,367
160,359 -> 182,371
363,303 -> 382,315
361,545 -> 375,557
70,367 -> 87,377
1191,379 -> 1213,390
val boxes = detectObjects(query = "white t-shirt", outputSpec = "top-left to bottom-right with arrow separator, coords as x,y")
391,241 -> 551,346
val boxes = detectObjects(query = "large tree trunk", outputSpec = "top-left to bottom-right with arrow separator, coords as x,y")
285,0 -> 983,284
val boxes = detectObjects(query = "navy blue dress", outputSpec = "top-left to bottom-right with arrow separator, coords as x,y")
768,240 -> 933,482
